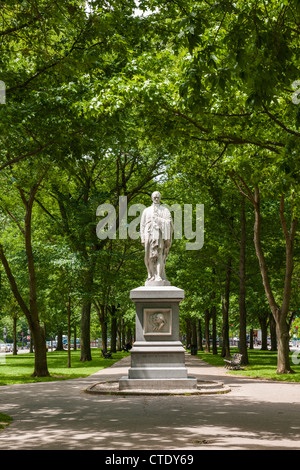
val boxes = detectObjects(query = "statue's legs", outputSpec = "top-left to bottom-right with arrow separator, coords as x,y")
145,241 -> 155,280
155,257 -> 163,281
153,239 -> 164,281
145,238 -> 169,282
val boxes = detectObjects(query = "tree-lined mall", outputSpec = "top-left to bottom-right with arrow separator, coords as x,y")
0,0 -> 299,381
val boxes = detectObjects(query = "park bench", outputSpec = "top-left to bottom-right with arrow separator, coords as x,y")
224,353 -> 243,370
101,349 -> 112,359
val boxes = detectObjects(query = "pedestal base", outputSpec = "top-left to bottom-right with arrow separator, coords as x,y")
119,340 -> 197,391
127,341 -> 188,379
120,285 -> 198,392
119,376 -> 197,391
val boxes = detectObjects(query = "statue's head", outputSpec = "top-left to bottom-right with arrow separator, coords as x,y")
151,191 -> 161,204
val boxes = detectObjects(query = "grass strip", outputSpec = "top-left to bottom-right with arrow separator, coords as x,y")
195,347 -> 300,382
0,349 -> 129,386
0,412 -> 13,431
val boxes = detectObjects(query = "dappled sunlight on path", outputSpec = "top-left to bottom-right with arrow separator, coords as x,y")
0,354 -> 300,450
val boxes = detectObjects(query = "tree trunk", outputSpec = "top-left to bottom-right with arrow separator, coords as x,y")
25,186 -> 50,375
221,259 -> 231,358
94,301 -> 108,351
229,175 -> 298,373
211,304 -> 217,355
186,318 -> 191,348
12,314 -> 18,355
29,331 -> 34,353
191,319 -> 197,349
0,179 -> 50,377
80,301 -> 92,361
121,317 -> 126,347
259,315 -> 268,350
25,185 -> 50,376
126,328 -> 133,344
197,319 -> 203,351
253,188 -> 297,373
204,309 -> 210,353
117,318 -> 122,350
211,270 -> 218,355
67,296 -> 71,368
269,314 -> 277,351
101,318 -> 108,351
239,197 -> 249,364
110,305 -> 117,353
73,323 -> 77,351
56,329 -> 64,351
31,323 -> 49,377
80,258 -> 95,362
276,317 -> 291,374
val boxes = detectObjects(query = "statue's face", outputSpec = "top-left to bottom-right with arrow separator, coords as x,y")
152,192 -> 161,204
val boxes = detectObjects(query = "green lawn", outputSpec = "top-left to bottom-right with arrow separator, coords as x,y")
0,349 -> 129,386
194,347 -> 300,382
0,412 -> 12,430
2,347 -> 300,386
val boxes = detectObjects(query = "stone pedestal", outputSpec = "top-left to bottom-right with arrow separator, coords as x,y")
119,286 -> 197,391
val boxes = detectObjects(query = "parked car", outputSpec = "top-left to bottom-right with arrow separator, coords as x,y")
0,343 -> 13,352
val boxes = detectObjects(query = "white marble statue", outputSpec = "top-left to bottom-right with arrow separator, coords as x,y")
141,191 -> 173,286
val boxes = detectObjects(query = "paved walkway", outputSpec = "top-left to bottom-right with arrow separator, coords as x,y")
0,354 -> 300,450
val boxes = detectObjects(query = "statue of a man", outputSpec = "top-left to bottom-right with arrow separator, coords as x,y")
141,191 -> 173,285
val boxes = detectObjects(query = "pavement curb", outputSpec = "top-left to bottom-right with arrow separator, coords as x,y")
85,378 -> 232,396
